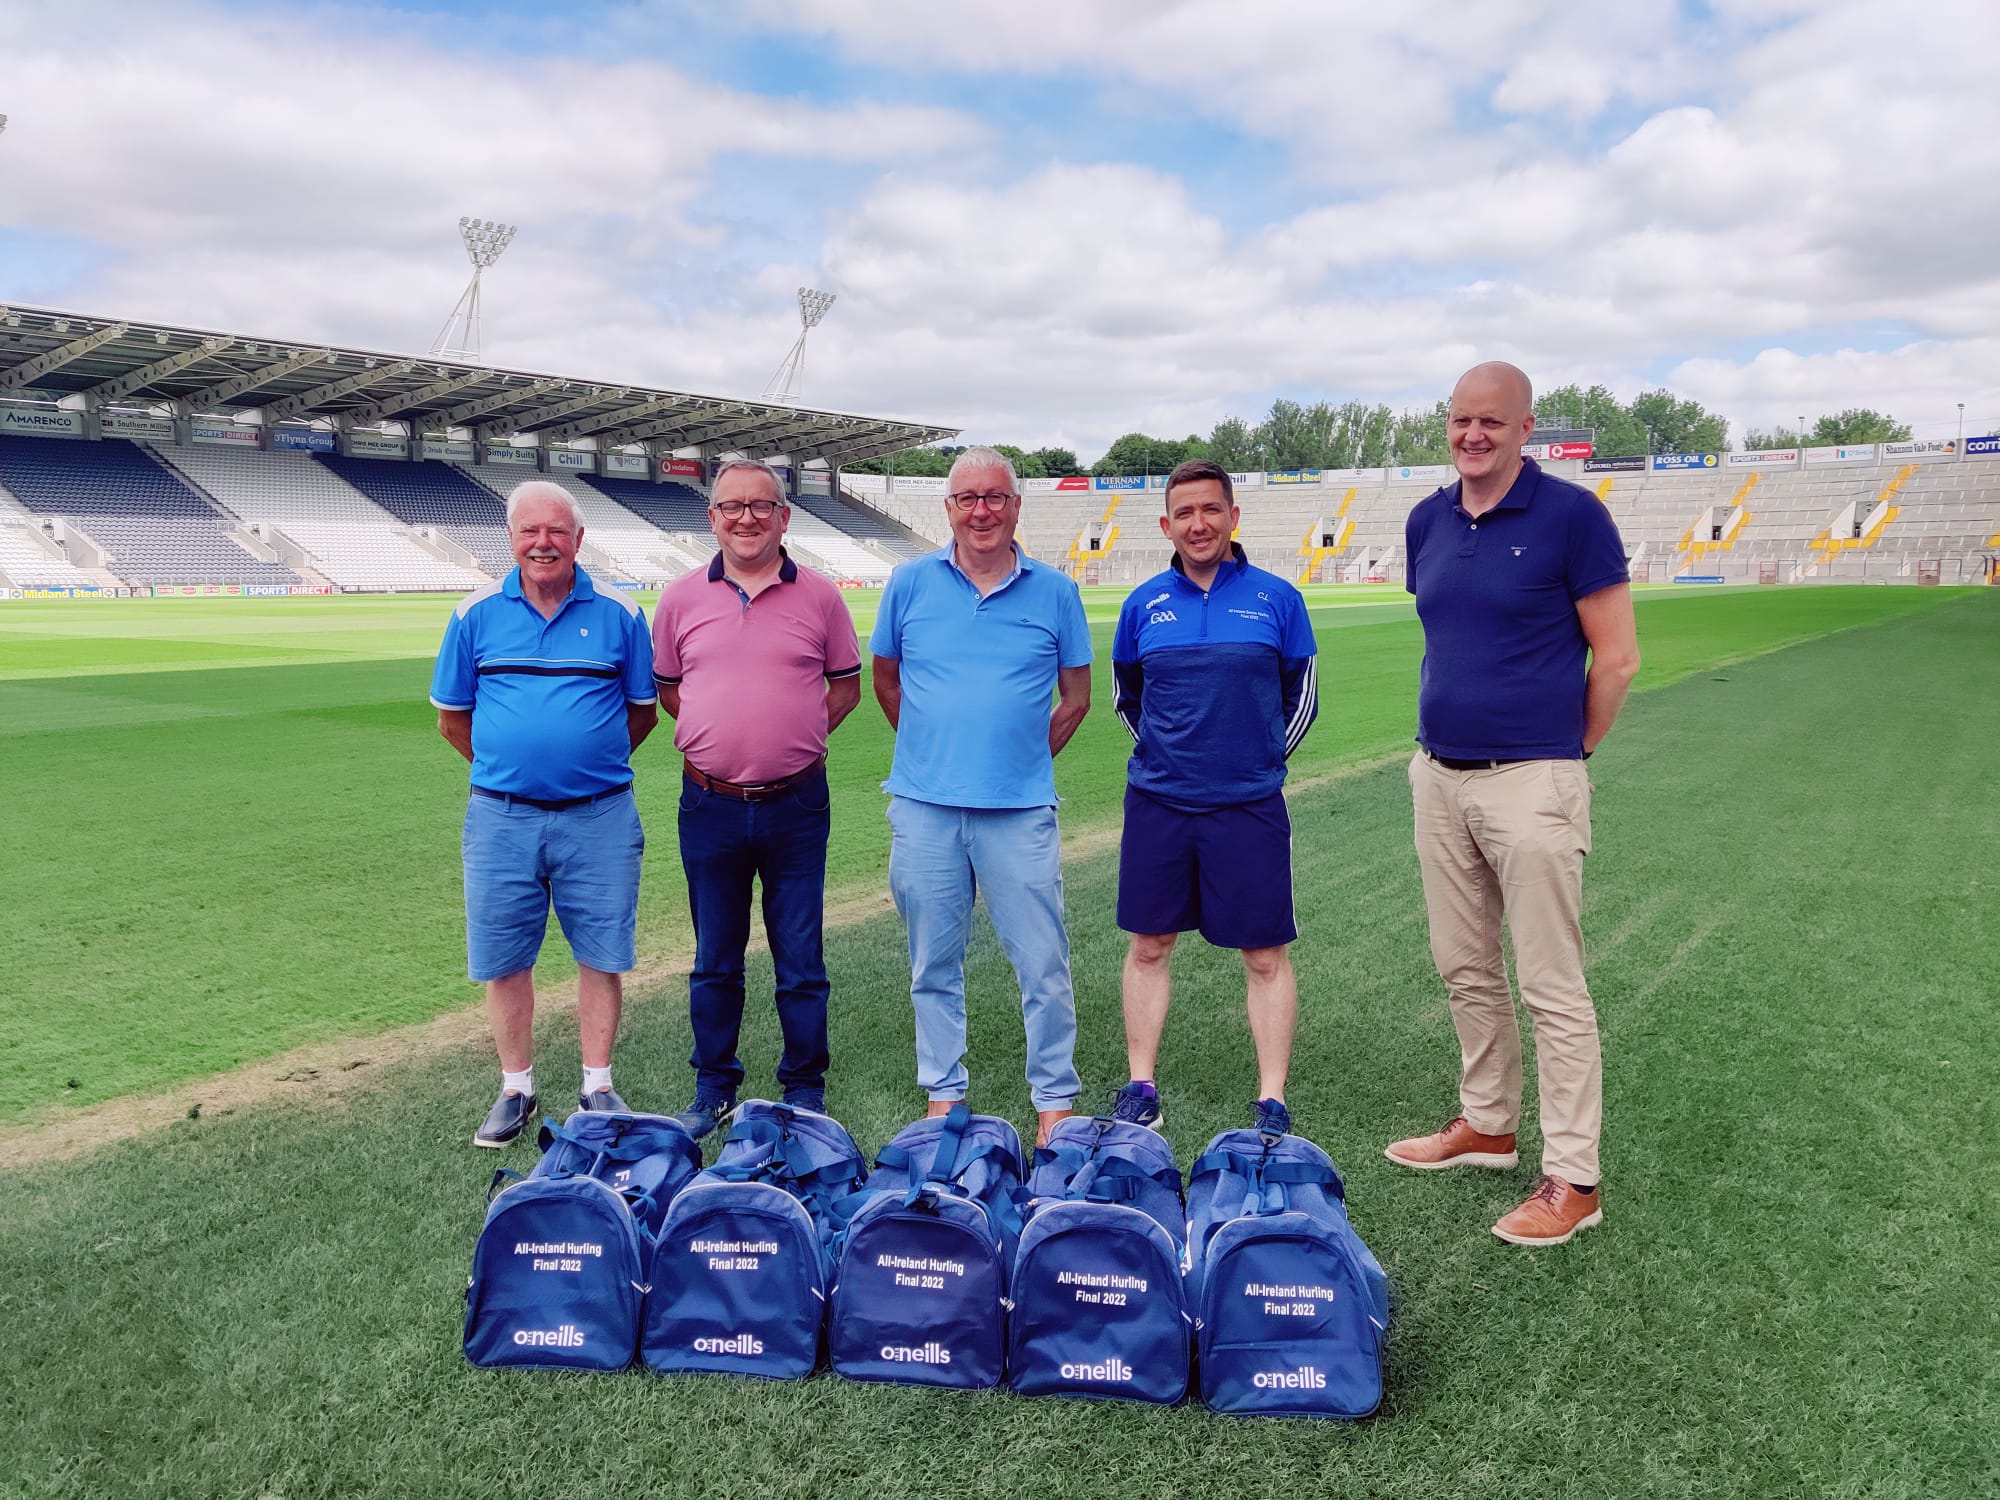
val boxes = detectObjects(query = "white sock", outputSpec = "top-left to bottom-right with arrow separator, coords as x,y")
501,1067 -> 535,1098
581,1065 -> 614,1096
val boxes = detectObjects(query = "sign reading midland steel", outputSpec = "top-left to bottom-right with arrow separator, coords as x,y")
1265,469 -> 1322,485
1650,452 -> 1721,471
1725,448 -> 1799,468
1804,445 -> 1878,465
1583,455 -> 1646,473
1880,438 -> 1957,459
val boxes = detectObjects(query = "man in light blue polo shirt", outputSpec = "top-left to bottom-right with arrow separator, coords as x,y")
432,481 -> 659,1147
869,445 -> 1093,1146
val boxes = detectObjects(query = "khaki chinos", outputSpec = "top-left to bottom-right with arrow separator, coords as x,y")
1409,751 -> 1601,1186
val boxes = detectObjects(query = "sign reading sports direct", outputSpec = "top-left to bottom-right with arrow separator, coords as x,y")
1725,449 -> 1799,468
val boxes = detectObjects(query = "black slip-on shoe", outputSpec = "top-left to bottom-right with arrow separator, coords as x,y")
474,1090 -> 538,1148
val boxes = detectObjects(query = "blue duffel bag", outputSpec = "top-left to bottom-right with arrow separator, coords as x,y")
464,1111 -> 701,1371
1007,1116 -> 1192,1405
643,1100 -> 869,1379
827,1104 -> 1026,1390
1184,1128 -> 1390,1418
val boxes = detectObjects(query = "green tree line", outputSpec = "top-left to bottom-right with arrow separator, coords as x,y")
848,395 -> 1912,476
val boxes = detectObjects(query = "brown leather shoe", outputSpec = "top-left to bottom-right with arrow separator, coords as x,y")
1035,1108 -> 1075,1148
1492,1175 -> 1603,1246
1383,1115 -> 1519,1171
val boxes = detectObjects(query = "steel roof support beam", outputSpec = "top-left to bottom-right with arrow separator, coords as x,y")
478,387 -> 618,442
0,322 -> 130,393
181,347 -> 333,412
265,359 -> 419,423
83,337 -> 235,401
343,370 -> 493,428
785,421 -> 909,463
425,377 -> 562,432
544,395 -> 698,447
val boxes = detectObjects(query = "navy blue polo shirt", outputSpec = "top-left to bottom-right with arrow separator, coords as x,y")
868,543 -> 1093,809
430,565 -> 657,800
1112,544 -> 1318,810
1405,458 -> 1628,760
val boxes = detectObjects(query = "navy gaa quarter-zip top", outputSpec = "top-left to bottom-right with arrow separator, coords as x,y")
1112,543 -> 1319,811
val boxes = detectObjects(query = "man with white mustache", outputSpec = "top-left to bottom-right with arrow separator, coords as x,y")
433,481 -> 659,1147
1386,361 -> 1640,1246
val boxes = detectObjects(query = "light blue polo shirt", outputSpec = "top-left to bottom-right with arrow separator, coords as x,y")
430,565 -> 656,800
869,544 -> 1094,809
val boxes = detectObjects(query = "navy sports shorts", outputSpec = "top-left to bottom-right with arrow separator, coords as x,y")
1116,785 -> 1297,950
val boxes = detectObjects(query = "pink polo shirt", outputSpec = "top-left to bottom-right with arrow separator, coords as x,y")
652,551 -> 863,784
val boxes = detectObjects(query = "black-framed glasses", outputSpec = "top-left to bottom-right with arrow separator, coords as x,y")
712,499 -> 782,519
948,490 -> 1018,511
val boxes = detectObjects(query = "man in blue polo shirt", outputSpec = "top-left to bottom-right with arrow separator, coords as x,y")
1385,361 -> 1640,1246
870,445 -> 1093,1147
1109,459 -> 1318,1136
432,480 -> 659,1147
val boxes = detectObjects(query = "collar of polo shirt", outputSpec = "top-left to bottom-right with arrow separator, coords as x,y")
708,548 -> 798,584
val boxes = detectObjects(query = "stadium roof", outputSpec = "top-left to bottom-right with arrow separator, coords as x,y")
0,301 -> 957,467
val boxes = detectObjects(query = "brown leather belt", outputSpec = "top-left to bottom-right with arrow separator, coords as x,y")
683,756 -> 826,801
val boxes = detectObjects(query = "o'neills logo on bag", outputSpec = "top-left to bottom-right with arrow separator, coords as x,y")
1059,1358 -> 1133,1382
1252,1365 -> 1326,1390
512,1324 -> 586,1348
879,1342 -> 951,1365
692,1333 -> 765,1356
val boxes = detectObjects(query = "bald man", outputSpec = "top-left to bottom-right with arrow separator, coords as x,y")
1384,361 -> 1640,1245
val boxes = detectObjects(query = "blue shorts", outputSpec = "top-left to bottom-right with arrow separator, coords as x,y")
1116,785 -> 1297,950
462,788 -> 644,981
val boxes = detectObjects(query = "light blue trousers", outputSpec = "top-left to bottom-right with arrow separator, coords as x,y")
886,796 -> 1081,1110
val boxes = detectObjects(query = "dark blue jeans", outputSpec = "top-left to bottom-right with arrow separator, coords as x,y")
678,766 -> 832,1099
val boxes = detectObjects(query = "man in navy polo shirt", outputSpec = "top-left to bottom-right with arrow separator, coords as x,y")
432,481 -> 659,1147
870,445 -> 1093,1147
1385,362 -> 1640,1245
1109,459 -> 1318,1136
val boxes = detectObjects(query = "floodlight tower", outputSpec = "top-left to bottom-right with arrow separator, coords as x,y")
430,217 -> 516,362
762,287 -> 836,405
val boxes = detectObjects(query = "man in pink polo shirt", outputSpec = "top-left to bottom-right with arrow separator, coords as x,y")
652,459 -> 863,1137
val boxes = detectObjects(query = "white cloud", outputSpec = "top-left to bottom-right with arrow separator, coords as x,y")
1672,341 -> 2000,442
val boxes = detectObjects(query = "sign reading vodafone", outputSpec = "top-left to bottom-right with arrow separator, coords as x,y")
1537,441 -> 1594,461
662,457 -> 706,480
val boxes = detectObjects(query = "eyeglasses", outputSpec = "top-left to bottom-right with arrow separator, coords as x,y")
948,491 -> 1018,511
712,499 -> 782,519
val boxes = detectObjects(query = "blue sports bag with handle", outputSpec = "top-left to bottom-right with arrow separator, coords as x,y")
1184,1128 -> 1390,1418
827,1104 -> 1025,1390
643,1100 -> 869,1379
1007,1116 -> 1192,1405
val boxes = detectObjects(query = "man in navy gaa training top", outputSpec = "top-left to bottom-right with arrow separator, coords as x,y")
1110,459 -> 1319,1135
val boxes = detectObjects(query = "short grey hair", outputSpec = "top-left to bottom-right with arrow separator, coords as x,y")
711,458 -> 788,505
506,479 -> 584,530
947,445 -> 1018,493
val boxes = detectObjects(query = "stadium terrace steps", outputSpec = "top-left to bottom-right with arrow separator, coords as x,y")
0,435 -> 299,587
458,465 -> 697,585
574,475 -> 719,566
0,522 -> 97,588
315,454 -> 515,577
155,444 -> 489,593
794,491 -> 928,560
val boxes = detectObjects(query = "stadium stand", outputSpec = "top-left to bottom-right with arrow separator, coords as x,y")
314,453 -> 516,576
793,490 -> 928,560
457,465 -> 704,585
0,435 -> 297,587
155,444 -> 489,592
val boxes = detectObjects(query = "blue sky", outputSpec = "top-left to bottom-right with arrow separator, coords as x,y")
3,0 -> 1998,453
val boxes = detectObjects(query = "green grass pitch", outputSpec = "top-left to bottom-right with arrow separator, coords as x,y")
1,583 -> 1994,1496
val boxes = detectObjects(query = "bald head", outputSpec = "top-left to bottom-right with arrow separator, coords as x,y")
1452,361 -> 1534,419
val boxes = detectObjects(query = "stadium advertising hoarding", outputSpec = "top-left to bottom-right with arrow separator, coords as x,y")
1393,464 -> 1455,484
1055,475 -> 1092,490
99,411 -> 176,440
662,457 -> 706,480
1020,477 -> 1067,492
244,584 -> 292,596
346,431 -> 408,458
0,404 -> 85,437
799,468 -> 833,491
192,419 -> 258,447
1094,475 -> 1148,491
896,476 -> 949,494
1966,435 -> 2000,457
1650,452 -> 1721,471
1320,467 -> 1382,484
548,447 -> 597,472
843,471 -> 887,492
1522,442 -> 1595,461
272,427 -> 336,453
1266,469 -> 1322,485
1725,449 -> 1799,468
1880,438 -> 1957,460
1804,444 -> 1878,465
421,437 -> 475,462
484,444 -> 537,467
1673,575 -> 1727,584
603,451 -> 648,475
